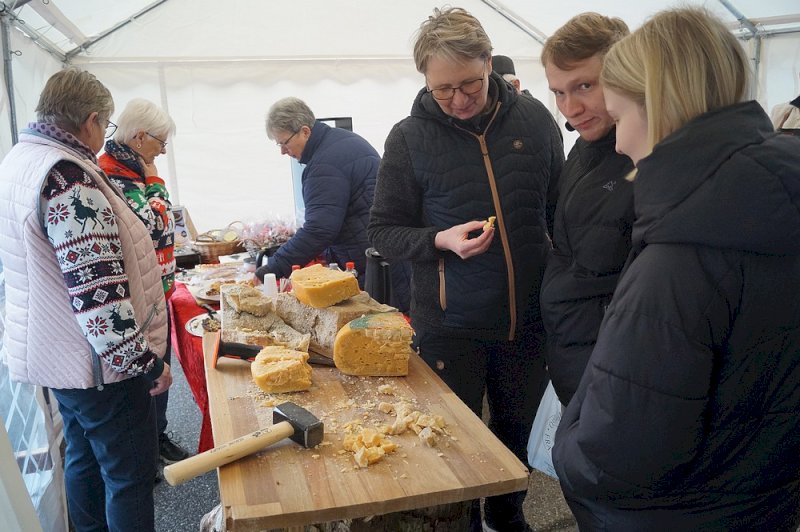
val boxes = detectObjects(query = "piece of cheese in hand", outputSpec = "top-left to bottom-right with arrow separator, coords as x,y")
251,346 -> 312,393
290,264 -> 360,308
483,215 -> 496,232
333,312 -> 412,376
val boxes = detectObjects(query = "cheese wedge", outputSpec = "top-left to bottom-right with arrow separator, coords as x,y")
290,264 -> 360,308
251,346 -> 312,393
333,312 -> 412,376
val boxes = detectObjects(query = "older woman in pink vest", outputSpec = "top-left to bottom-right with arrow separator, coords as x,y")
0,67 -> 170,532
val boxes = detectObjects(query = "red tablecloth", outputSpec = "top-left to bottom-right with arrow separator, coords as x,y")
169,282 -> 216,452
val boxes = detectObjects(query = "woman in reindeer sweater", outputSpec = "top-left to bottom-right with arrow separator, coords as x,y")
0,67 -> 170,531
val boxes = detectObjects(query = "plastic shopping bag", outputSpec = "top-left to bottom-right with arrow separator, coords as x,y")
527,381 -> 562,478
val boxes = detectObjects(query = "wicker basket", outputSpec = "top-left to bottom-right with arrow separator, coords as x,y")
192,222 -> 246,263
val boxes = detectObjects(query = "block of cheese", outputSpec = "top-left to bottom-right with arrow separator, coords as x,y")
251,346 -> 312,393
290,264 -> 360,308
274,291 -> 395,357
223,324 -> 310,352
333,312 -> 413,376
222,284 -> 274,316
220,284 -> 310,352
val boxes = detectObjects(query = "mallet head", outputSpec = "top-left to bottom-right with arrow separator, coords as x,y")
273,402 -> 324,448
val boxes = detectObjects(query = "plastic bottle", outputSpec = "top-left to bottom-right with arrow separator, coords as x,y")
328,262 -> 342,271
345,261 -> 358,278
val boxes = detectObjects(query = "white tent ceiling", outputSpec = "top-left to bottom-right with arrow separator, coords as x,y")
1,0 -> 799,232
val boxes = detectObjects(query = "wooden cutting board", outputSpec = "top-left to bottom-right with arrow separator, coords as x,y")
203,333 -> 529,531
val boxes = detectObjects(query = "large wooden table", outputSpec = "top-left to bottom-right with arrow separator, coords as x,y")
202,334 -> 529,531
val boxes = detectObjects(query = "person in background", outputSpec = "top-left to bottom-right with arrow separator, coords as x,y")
368,7 -> 563,531
770,92 -> 800,135
98,98 -> 190,466
255,97 -> 379,286
538,13 -> 634,406
491,54 -> 531,97
553,8 -> 800,529
0,67 -> 171,531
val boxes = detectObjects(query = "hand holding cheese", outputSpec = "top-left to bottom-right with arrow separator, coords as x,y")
333,312 -> 412,376
290,264 -> 360,308
434,220 -> 493,260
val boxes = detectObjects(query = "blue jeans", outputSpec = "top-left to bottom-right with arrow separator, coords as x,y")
53,376 -> 158,532
414,325 -> 549,532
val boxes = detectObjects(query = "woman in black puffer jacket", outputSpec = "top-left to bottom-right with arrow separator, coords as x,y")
553,8 -> 800,530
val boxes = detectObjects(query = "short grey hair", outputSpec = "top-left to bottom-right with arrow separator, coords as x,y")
113,98 -> 176,144
266,97 -> 315,140
35,67 -> 113,134
413,7 -> 492,74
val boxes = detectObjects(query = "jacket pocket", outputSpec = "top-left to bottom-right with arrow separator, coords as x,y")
140,302 -> 161,331
440,252 -> 508,330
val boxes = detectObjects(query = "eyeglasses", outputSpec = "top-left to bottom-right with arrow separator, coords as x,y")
427,74 -> 485,101
104,120 -> 117,139
276,130 -> 299,148
146,132 -> 168,149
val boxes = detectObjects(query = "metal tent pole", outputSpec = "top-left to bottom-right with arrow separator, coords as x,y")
1,8 -> 18,145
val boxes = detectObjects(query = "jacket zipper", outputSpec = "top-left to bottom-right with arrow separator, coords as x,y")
455,103 -> 517,341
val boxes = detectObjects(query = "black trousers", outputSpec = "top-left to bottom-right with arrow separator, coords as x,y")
414,325 -> 549,531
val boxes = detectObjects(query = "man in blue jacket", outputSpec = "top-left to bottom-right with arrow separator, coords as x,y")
256,97 -> 379,285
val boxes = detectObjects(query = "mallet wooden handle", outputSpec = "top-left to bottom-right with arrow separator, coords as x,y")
163,421 -> 294,486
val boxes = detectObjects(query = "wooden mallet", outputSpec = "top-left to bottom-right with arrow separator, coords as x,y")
163,402 -> 324,486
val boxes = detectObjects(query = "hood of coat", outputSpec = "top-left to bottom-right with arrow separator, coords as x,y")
633,101 -> 800,256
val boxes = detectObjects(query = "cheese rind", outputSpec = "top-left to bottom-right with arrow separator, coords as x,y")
290,264 -> 360,308
333,312 -> 412,376
250,346 -> 312,393
221,285 -> 311,352
274,291 -> 395,356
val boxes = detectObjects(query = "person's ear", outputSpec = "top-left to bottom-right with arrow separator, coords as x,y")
79,112 -> 99,138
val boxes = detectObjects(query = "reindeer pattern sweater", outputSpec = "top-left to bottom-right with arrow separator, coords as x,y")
37,126 -> 160,378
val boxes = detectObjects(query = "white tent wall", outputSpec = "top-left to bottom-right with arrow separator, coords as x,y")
0,24 -> 62,157
3,0 -> 799,231
70,0 -> 553,232
758,33 -> 800,112
82,59 -> 432,231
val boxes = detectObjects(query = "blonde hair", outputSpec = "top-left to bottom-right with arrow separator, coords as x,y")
541,12 -> 629,70
35,67 -> 113,134
602,7 -> 749,159
413,6 -> 492,74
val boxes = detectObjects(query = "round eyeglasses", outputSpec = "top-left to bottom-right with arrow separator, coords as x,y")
427,77 -> 485,101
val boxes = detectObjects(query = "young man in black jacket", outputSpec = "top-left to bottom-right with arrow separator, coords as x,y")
539,13 -> 635,406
